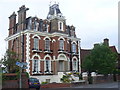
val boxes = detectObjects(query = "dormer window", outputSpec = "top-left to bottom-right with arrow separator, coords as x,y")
58,21 -> 63,31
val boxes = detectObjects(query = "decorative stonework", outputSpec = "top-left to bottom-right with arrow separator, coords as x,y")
57,54 -> 67,61
58,36 -> 65,41
32,53 -> 41,60
43,36 -> 51,41
26,33 -> 30,73
71,41 -> 77,45
44,54 -> 52,60
32,34 -> 41,39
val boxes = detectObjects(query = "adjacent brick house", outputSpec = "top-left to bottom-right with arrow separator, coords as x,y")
5,4 -> 81,83
80,38 -> 118,72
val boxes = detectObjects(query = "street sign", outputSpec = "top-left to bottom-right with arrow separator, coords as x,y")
22,62 -> 27,66
16,62 -> 27,69
16,61 -> 20,66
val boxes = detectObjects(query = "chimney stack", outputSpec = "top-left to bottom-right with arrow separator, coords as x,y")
103,38 -> 109,46
17,5 -> 29,31
9,12 -> 16,36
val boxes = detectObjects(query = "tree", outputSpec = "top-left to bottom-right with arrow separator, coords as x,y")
82,43 -> 118,76
1,50 -> 19,73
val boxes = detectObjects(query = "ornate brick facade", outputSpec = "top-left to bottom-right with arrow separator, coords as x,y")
6,4 -> 81,83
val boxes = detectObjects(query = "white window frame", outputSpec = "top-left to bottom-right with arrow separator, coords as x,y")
44,59 -> 51,72
59,39 -> 64,50
72,43 -> 76,53
32,59 -> 40,74
58,21 -> 63,31
45,39 -> 50,50
34,37 -> 39,50
72,60 -> 78,71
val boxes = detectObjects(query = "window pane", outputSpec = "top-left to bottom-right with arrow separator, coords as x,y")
45,39 -> 50,50
60,40 -> 64,50
34,38 -> 39,50
72,43 -> 76,53
34,60 -> 38,72
73,60 -> 77,71
46,60 -> 50,72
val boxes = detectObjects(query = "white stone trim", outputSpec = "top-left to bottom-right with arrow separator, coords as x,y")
5,31 -> 24,41
72,56 -> 78,61
38,60 -> 40,72
58,21 -> 63,31
72,56 -> 78,71
44,54 -> 52,60
52,39 -> 56,43
5,30 -> 80,42
32,34 -> 41,39
71,41 -> 77,45
43,36 -> 51,41
78,41 -> 81,73
32,53 -> 41,60
26,33 -> 30,74
57,54 -> 67,61
58,36 -> 65,41
67,40 -> 69,44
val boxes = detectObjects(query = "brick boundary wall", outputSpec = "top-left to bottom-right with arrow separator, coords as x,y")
41,83 -> 71,88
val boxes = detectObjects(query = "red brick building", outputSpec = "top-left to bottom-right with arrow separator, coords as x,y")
80,38 -> 118,72
6,4 -> 80,83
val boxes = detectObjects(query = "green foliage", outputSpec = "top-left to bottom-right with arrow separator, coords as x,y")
68,73 -> 72,75
41,81 -> 48,84
82,43 -> 118,75
1,50 -> 19,73
25,72 -> 29,78
61,75 -> 71,83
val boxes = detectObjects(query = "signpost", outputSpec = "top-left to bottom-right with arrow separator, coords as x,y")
16,62 -> 28,89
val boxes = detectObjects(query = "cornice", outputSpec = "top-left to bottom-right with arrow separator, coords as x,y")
5,29 -> 80,41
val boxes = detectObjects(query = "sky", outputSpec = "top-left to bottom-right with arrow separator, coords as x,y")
0,0 -> 119,59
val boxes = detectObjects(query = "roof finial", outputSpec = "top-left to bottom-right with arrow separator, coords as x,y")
49,1 -> 51,6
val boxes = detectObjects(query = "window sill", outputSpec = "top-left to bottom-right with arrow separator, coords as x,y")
32,48 -> 42,53
44,50 -> 53,53
44,71 -> 53,75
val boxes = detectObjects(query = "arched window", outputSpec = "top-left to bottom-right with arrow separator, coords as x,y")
32,56 -> 40,74
60,22 -> 62,30
34,37 -> 39,50
72,58 -> 78,72
44,57 -> 51,73
58,21 -> 63,31
45,38 -> 50,50
59,39 -> 64,50
72,43 -> 76,53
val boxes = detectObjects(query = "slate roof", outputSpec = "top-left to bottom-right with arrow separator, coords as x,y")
47,4 -> 62,19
